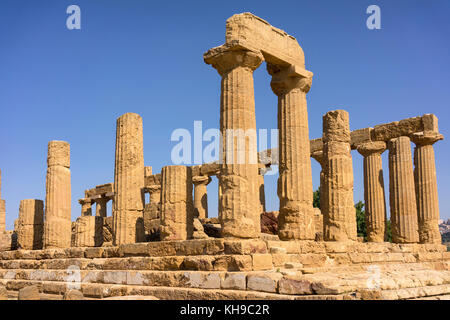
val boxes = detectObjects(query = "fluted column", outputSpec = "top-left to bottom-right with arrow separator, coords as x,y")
160,165 -> 193,240
357,141 -> 387,242
192,175 -> 211,219
113,113 -> 145,245
388,136 -> 419,243
322,110 -> 357,241
95,197 -> 108,218
17,199 -> 44,250
204,47 -> 263,238
79,198 -> 92,216
268,64 -> 315,240
43,141 -> 72,249
411,131 -> 443,244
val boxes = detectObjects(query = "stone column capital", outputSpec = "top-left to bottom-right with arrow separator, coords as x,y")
192,175 -> 212,186
311,150 -> 324,166
410,131 -> 443,146
356,141 -> 387,157
204,47 -> 263,76
268,63 -> 313,95
78,198 -> 93,206
144,184 -> 161,194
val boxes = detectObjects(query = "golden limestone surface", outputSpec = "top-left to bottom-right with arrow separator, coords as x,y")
322,110 -> 357,241
388,137 -> 420,243
357,141 -> 387,242
113,113 -> 145,245
0,12 -> 448,300
17,200 -> 44,250
204,48 -> 263,239
269,64 -> 315,241
160,165 -> 193,241
411,131 -> 443,244
43,141 -> 72,249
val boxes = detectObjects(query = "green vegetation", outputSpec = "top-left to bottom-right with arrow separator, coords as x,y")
313,188 -> 392,242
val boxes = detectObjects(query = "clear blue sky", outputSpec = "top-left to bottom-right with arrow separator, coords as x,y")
0,0 -> 449,230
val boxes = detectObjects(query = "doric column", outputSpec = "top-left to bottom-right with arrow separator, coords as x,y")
95,197 -> 108,218
322,110 -> 357,241
17,199 -> 44,250
113,113 -> 145,245
78,198 -> 92,216
311,150 -> 326,214
268,64 -> 315,240
388,136 -> 419,243
411,131 -> 443,244
192,175 -> 211,219
204,47 -> 263,238
43,141 -> 72,249
160,165 -> 193,240
357,141 -> 387,242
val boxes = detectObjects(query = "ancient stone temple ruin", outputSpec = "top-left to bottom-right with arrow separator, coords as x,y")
0,13 -> 449,300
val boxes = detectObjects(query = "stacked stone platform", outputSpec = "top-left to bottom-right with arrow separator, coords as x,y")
0,238 -> 449,300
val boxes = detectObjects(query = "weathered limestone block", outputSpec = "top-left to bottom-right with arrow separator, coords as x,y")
63,289 -> 84,300
144,166 -> 152,177
74,215 -> 103,247
261,211 -> 278,235
388,136 -> 419,243
18,285 -> 40,300
103,216 -> 113,243
357,141 -> 387,242
113,113 -> 145,245
322,110 -> 357,241
78,198 -> 92,216
0,285 -> 7,300
17,199 -> 44,250
0,231 -> 14,251
269,64 -> 315,240
43,141 -> 72,249
225,12 -> 306,69
160,165 -> 194,241
411,131 -> 443,244
193,218 -> 209,239
192,175 -> 211,219
313,208 -> 323,241
204,46 -> 263,239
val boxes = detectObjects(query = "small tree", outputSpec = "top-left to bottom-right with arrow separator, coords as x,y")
313,187 -> 320,209
355,201 -> 366,239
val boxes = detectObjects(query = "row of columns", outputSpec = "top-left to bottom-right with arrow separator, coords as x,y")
204,46 -> 315,241
313,119 -> 443,244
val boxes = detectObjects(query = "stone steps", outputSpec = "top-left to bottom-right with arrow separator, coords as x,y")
0,279 -> 349,300
381,284 -> 450,300
1,265 -> 449,297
